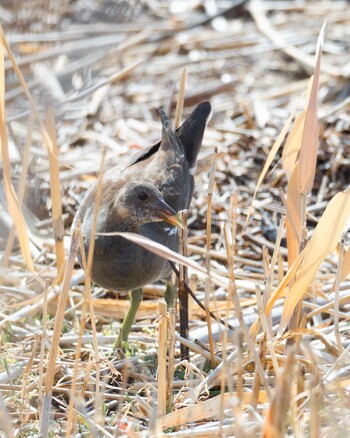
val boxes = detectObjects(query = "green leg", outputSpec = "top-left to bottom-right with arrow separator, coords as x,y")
164,280 -> 176,309
118,288 -> 143,344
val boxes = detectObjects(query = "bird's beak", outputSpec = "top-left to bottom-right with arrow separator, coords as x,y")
158,200 -> 184,229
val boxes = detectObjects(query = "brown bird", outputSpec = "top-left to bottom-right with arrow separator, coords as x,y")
75,101 -> 211,341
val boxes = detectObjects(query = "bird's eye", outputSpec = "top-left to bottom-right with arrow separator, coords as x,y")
138,192 -> 148,201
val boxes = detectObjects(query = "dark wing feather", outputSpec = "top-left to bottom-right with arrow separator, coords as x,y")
125,143 -> 160,169
124,101 -> 211,171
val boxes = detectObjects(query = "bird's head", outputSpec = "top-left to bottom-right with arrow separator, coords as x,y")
115,181 -> 183,229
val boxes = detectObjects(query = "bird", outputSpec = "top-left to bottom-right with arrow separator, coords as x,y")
75,101 -> 212,342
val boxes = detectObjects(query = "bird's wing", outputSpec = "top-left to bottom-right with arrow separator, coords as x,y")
122,101 -> 211,172
124,142 -> 161,170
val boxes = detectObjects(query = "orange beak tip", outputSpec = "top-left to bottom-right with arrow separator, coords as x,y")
161,212 -> 184,229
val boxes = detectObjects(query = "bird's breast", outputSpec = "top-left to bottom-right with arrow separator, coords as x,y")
87,227 -> 174,291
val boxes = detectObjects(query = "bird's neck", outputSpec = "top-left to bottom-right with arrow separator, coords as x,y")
108,216 -> 140,233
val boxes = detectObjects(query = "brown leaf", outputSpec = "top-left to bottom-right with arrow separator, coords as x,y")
285,163 -> 302,267
298,23 -> 325,195
278,187 -> 350,334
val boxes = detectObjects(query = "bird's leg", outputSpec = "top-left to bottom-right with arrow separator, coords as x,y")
118,288 -> 143,343
164,280 -> 176,309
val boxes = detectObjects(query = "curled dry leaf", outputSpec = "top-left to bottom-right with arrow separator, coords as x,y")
298,22 -> 325,196
98,231 -> 229,289
282,111 -> 305,180
266,187 -> 350,334
285,162 -> 302,267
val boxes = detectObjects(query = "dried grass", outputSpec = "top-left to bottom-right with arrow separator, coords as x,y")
1,1 -> 350,437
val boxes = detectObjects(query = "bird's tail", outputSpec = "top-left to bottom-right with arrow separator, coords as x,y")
177,101 -> 212,168
159,101 -> 212,169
